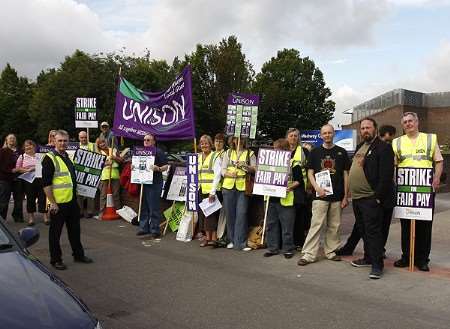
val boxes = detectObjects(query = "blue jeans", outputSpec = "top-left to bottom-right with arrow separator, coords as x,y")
266,202 -> 295,253
222,188 -> 249,249
139,183 -> 163,234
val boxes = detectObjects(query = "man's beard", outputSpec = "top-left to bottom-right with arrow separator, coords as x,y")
362,134 -> 375,142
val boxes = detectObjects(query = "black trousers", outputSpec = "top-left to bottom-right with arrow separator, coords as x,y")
24,178 -> 47,213
293,202 -> 312,248
342,206 -> 393,253
49,200 -> 84,263
353,197 -> 384,269
400,219 -> 432,265
12,179 -> 24,221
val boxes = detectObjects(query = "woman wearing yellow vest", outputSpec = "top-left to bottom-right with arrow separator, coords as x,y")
221,137 -> 256,251
198,135 -> 223,247
96,137 -> 123,219
264,139 -> 301,259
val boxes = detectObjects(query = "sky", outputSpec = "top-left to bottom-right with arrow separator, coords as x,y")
1,0 -> 450,128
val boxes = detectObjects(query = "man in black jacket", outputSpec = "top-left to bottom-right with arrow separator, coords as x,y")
348,118 -> 395,279
337,125 -> 397,257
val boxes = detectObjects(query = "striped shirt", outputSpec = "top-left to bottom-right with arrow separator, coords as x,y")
16,153 -> 39,170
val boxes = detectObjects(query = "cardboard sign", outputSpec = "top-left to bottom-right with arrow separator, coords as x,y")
74,148 -> 106,198
394,167 -> 434,221
252,148 -> 291,198
75,97 -> 98,128
131,146 -> 155,184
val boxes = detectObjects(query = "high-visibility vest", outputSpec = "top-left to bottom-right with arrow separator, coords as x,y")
292,145 -> 307,186
222,149 -> 254,191
198,152 -> 216,194
45,152 -> 74,204
213,150 -> 225,191
79,142 -> 96,152
100,148 -> 120,180
392,133 -> 436,168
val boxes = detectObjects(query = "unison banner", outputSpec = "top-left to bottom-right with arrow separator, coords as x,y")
131,146 -> 155,184
252,148 -> 291,198
394,167 -> 434,221
112,66 -> 195,141
74,148 -> 106,198
186,154 -> 198,211
226,93 -> 259,139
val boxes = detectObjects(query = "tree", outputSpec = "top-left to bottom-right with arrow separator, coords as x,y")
253,49 -> 335,139
183,36 -> 254,137
0,64 -> 34,143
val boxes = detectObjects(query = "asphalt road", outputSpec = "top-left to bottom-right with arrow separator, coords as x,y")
4,203 -> 449,329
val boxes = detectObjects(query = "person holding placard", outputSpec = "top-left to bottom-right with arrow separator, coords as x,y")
42,130 -> 92,270
264,139 -> 301,259
15,140 -> 47,226
286,128 -> 311,250
221,137 -> 256,251
298,124 -> 350,266
137,134 -> 168,238
77,131 -> 97,218
197,135 -> 222,247
97,137 -> 123,219
392,112 -> 443,271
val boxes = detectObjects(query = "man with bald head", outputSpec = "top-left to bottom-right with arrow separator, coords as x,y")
298,124 -> 350,266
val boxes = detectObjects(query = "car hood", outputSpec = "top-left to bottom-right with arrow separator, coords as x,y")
0,251 -> 96,329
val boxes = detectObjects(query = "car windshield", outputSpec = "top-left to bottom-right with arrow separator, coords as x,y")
0,225 -> 11,245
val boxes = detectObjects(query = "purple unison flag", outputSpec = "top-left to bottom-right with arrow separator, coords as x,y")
113,66 -> 195,141
186,153 -> 198,211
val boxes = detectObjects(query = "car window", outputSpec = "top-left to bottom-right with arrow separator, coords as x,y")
0,226 -> 10,244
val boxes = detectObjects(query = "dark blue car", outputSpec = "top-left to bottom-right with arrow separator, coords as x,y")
0,218 -> 102,329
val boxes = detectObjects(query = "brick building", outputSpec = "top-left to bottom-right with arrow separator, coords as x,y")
342,88 -> 450,190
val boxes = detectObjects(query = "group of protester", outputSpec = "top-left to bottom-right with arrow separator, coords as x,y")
185,112 -> 443,280
0,112 -> 443,279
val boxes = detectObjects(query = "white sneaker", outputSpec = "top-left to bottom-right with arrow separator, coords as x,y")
226,243 -> 234,249
242,247 -> 252,251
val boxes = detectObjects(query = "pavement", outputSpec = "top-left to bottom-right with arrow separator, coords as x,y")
4,193 -> 450,329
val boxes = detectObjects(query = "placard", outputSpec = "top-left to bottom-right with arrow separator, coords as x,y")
186,153 -> 198,211
226,93 -> 259,139
393,167 -> 434,221
166,167 -> 188,201
74,148 -> 106,198
131,146 -> 155,184
75,97 -> 98,128
252,148 -> 291,198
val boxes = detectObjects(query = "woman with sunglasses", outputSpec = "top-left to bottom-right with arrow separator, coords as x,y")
137,134 -> 168,238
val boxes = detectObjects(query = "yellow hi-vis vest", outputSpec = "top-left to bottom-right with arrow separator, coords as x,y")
198,152 -> 215,194
222,149 -> 254,191
79,142 -> 96,152
392,133 -> 436,168
100,148 -> 120,180
292,145 -> 307,186
213,150 -> 225,191
46,152 -> 74,204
